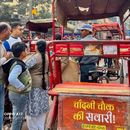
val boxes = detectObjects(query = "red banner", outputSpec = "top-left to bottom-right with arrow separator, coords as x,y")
58,96 -> 129,130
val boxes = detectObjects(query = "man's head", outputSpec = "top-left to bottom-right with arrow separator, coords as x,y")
0,22 -> 11,41
11,42 -> 27,59
11,22 -> 24,38
79,24 -> 93,38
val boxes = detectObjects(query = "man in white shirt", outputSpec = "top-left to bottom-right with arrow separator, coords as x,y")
3,22 -> 24,51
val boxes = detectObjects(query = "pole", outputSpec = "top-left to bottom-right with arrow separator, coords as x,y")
29,0 -> 33,20
52,0 -> 55,40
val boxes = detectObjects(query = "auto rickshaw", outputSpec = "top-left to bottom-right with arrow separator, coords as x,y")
93,23 -> 125,83
93,22 -> 123,39
25,19 -> 60,52
46,0 -> 130,130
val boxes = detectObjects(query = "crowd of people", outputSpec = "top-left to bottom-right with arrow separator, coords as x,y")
0,22 -> 49,130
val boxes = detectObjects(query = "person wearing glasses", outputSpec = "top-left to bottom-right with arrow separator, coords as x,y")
3,22 -> 24,52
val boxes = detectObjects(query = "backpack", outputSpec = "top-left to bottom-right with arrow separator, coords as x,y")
3,40 -> 11,51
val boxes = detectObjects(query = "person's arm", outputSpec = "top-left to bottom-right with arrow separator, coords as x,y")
8,65 -> 25,90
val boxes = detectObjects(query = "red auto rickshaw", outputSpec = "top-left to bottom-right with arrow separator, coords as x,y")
46,0 -> 130,130
93,22 -> 126,84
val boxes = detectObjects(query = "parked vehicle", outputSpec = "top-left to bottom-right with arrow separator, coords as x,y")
46,0 -> 130,130
93,23 -> 124,83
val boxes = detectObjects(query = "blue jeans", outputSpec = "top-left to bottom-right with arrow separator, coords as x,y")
9,91 -> 28,130
0,85 -> 4,130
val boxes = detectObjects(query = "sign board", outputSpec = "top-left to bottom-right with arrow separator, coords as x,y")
58,95 -> 129,130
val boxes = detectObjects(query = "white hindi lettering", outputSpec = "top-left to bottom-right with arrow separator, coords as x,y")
86,113 -> 94,121
85,111 -> 115,124
103,111 -> 115,124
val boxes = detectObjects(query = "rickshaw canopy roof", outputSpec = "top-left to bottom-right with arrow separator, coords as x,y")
93,22 -> 122,36
55,0 -> 130,26
26,19 -> 55,33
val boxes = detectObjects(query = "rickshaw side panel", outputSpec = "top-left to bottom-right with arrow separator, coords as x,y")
58,95 -> 129,130
49,0 -> 130,129
48,40 -> 130,58
47,40 -> 130,89
49,83 -> 130,130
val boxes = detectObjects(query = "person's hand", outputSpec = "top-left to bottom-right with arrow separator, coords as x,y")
4,52 -> 12,60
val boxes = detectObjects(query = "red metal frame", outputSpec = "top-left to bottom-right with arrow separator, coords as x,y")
47,1 -> 130,130
46,96 -> 58,129
47,40 -> 130,89
50,9 -> 130,88
59,26 -> 64,38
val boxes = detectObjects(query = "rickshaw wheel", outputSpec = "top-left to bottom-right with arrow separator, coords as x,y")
97,76 -> 109,83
